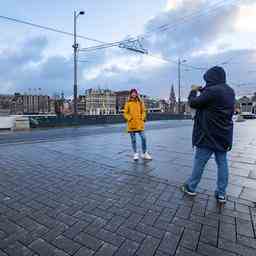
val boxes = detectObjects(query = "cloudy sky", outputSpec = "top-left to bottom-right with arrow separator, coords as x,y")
0,0 -> 256,99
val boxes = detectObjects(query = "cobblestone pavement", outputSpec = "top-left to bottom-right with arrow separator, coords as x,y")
0,120 -> 256,255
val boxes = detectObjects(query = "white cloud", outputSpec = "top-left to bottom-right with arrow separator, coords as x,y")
165,0 -> 207,11
1,0 -> 256,98
84,52 -> 166,81
235,2 -> 256,33
165,0 -> 182,11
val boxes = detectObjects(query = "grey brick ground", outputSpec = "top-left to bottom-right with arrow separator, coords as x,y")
0,120 -> 256,255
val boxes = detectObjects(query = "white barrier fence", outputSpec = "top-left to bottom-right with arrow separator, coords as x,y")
0,116 -> 30,131
0,116 -> 15,131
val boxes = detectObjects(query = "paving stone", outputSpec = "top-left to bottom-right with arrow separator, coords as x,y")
104,215 -> 126,232
90,208 -> 114,221
198,242 -> 237,256
158,231 -> 180,255
140,199 -> 164,211
172,217 -> 201,232
18,217 -> 47,233
175,247 -> 203,256
0,231 -> 6,240
135,236 -> 160,256
158,208 -> 176,222
19,225 -> 49,246
29,238 -> 57,256
191,202 -> 207,217
117,226 -> 146,243
52,248 -> 70,256
237,234 -> 256,249
125,204 -> 148,215
180,228 -> 200,250
97,199 -> 115,211
74,247 -> 94,256
205,212 -> 235,225
4,241 -> 35,256
62,220 -> 89,239
176,205 -> 192,219
236,218 -> 254,237
135,223 -> 165,239
154,219 -> 184,236
30,213 -> 63,230
0,250 -> 8,256
221,208 -> 251,221
200,225 -> 218,246
0,227 -> 38,250
154,250 -> 170,256
219,222 -> 236,242
190,214 -> 218,227
141,210 -> 161,225
74,232 -> 104,251
42,223 -> 68,243
235,203 -> 250,214
219,238 -> 256,256
114,239 -> 139,256
73,210 -> 98,223
83,217 -> 108,236
52,235 -> 81,255
107,206 -> 131,218
0,218 -> 20,236
122,213 -> 144,229
2,207 -> 27,222
94,229 -> 125,247
93,243 -> 118,256
1,122 -> 256,256
56,212 -> 78,226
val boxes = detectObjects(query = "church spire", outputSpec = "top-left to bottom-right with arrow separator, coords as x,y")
169,84 -> 176,104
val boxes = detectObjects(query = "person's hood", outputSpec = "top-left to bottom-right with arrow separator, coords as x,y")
203,66 -> 226,87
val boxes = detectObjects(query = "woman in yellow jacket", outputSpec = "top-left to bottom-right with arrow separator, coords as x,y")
123,89 -> 152,161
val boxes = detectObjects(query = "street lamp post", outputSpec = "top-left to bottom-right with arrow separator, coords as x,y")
73,10 -> 84,117
178,58 -> 186,114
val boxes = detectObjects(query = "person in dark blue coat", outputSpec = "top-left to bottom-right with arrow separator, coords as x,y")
181,66 -> 235,203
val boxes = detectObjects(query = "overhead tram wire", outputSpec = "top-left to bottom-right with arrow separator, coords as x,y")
146,53 -> 208,71
0,0 -> 240,47
80,43 -> 209,71
76,0 -> 239,55
0,15 -> 105,44
137,0 -> 240,39
146,1 -> 227,34
0,1 -> 239,71
147,0 -> 231,33
0,0 -> 239,45
79,39 -> 138,52
0,15 -> 143,56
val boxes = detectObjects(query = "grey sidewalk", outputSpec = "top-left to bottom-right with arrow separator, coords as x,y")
0,120 -> 256,256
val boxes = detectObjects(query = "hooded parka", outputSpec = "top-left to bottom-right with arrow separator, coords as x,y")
123,98 -> 146,132
188,66 -> 235,151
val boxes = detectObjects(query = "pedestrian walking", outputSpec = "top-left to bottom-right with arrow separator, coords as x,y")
123,89 -> 152,161
181,66 -> 235,203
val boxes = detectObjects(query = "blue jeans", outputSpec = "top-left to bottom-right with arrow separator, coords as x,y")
186,147 -> 229,197
130,131 -> 147,153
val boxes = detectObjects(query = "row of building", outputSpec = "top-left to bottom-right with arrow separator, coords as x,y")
236,94 -> 256,114
2,88 -> 255,116
77,87 -> 180,115
0,85 -> 188,116
0,93 -> 55,115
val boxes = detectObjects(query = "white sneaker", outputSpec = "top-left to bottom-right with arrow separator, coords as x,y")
133,153 -> 139,161
142,152 -> 152,160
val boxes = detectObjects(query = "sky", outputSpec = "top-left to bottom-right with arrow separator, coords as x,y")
0,0 -> 256,99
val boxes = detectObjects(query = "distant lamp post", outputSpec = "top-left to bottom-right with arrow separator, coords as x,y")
178,58 -> 187,114
73,10 -> 85,117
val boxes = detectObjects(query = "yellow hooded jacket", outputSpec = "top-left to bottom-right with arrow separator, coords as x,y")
123,99 -> 146,132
